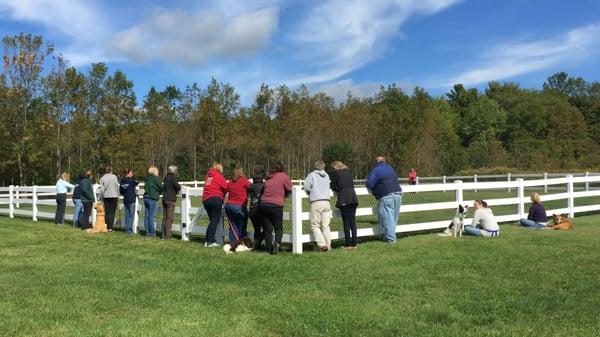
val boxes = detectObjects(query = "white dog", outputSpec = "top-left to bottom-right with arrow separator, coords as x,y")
438,204 -> 469,237
223,238 -> 253,254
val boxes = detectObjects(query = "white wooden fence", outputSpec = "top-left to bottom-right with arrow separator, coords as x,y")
1,174 -> 599,254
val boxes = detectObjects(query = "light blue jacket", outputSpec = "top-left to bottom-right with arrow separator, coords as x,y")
56,179 -> 75,194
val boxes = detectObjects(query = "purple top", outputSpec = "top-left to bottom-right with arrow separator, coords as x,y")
528,203 -> 547,223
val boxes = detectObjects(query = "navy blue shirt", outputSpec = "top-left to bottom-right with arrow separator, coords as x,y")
528,203 -> 547,223
119,177 -> 139,204
72,173 -> 84,199
366,162 -> 402,199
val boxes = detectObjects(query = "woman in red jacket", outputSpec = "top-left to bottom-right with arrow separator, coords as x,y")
224,166 -> 250,243
259,161 -> 292,255
202,163 -> 227,247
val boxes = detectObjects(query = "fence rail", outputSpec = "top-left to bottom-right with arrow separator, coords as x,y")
1,173 -> 600,254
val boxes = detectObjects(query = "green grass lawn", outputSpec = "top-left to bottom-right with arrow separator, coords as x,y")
1,215 -> 600,337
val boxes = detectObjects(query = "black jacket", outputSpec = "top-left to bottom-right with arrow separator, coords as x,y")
163,173 -> 181,202
119,177 -> 139,204
72,172 -> 85,200
331,168 -> 359,208
248,182 -> 265,216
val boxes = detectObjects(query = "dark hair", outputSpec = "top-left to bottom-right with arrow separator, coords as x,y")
475,199 -> 488,208
122,168 -> 132,176
252,172 -> 264,183
271,161 -> 284,173
106,166 -> 113,174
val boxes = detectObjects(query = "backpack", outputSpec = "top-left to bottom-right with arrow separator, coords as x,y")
248,183 -> 264,217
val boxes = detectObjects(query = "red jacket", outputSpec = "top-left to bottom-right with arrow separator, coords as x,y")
260,172 -> 292,207
226,177 -> 250,206
202,168 -> 227,201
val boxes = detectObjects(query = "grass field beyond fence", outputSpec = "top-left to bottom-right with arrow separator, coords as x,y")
1,216 -> 600,337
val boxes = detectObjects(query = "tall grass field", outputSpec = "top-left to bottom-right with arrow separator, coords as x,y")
1,214 -> 600,337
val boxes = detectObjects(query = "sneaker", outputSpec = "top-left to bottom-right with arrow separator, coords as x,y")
271,242 -> 280,255
318,245 -> 329,252
205,242 -> 220,248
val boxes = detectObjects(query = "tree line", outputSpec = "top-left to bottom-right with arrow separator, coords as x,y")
1,33 -> 599,185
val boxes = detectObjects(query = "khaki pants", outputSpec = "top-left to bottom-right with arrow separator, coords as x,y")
162,200 -> 176,239
310,200 -> 332,248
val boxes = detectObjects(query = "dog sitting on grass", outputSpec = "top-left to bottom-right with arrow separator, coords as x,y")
223,237 -> 253,254
86,203 -> 108,234
438,204 -> 469,237
545,214 -> 573,231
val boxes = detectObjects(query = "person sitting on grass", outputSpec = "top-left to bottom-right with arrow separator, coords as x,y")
519,192 -> 547,229
463,199 -> 500,237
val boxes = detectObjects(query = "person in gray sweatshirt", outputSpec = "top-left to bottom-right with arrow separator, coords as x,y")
303,160 -> 332,251
100,166 -> 120,231
463,199 -> 500,237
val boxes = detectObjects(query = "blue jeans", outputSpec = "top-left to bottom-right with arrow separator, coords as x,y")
377,193 -> 402,242
464,226 -> 483,236
124,202 -> 135,235
224,204 -> 247,242
144,198 -> 157,237
72,199 -> 83,226
203,197 -> 223,244
520,218 -> 546,229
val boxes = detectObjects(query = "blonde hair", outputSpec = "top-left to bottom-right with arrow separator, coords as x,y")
60,172 -> 69,181
232,166 -> 245,180
530,192 -> 541,204
212,163 -> 223,174
148,166 -> 158,176
331,161 -> 347,170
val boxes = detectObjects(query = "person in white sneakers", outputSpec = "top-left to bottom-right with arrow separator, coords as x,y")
303,161 -> 332,251
464,200 -> 500,237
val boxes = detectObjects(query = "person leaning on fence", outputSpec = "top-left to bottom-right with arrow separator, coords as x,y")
119,169 -> 138,235
331,161 -> 359,249
366,156 -> 402,243
248,171 -> 265,250
79,170 -> 95,230
143,166 -> 163,237
225,166 -> 251,243
162,165 -> 181,240
303,160 -> 333,252
72,172 -> 85,226
463,199 -> 500,237
99,166 -> 120,232
202,163 -> 228,247
55,172 -> 75,225
519,192 -> 548,229
260,161 -> 292,255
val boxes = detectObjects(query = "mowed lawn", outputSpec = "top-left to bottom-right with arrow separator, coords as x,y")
1,216 -> 600,337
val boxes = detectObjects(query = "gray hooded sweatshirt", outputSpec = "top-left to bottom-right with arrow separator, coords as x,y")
303,170 -> 331,202
100,173 -> 120,199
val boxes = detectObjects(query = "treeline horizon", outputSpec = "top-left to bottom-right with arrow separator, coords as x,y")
1,33 -> 600,185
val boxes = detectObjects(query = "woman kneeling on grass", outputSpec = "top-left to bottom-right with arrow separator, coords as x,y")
464,199 -> 500,237
519,192 -> 547,228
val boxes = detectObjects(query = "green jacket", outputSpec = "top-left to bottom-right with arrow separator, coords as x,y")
80,177 -> 95,203
143,174 -> 163,200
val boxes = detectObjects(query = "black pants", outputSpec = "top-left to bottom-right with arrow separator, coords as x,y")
203,197 -> 223,244
340,205 -> 358,246
80,202 -> 93,229
249,209 -> 264,248
55,193 -> 67,224
259,205 -> 283,253
103,198 -> 118,230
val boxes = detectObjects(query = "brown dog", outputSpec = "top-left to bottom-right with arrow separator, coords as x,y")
546,214 -> 573,231
87,203 -> 108,233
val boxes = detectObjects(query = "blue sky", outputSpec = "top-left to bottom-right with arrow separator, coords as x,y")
1,0 -> 599,104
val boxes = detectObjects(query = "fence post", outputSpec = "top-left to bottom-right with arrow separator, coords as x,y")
507,173 -> 512,192
442,175 -> 447,192
292,185 -> 304,254
517,178 -> 525,219
544,172 -> 548,194
132,188 -> 140,235
32,185 -> 38,221
9,185 -> 14,218
474,174 -> 478,192
585,171 -> 590,192
92,184 -> 99,226
567,175 -> 575,218
15,186 -> 20,208
455,180 -> 464,206
181,187 -> 190,241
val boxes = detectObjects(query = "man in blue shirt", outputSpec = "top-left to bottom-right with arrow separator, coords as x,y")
366,156 -> 402,242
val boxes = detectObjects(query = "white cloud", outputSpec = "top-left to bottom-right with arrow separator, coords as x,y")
0,0 -> 111,66
287,0 -> 461,85
433,24 -> 600,88
110,7 -> 279,65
